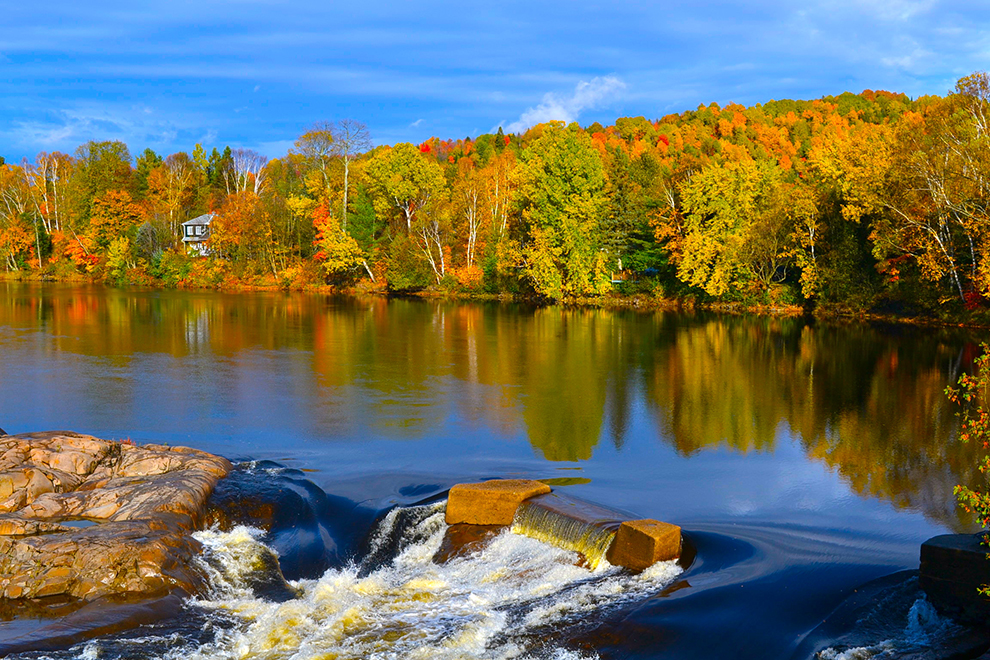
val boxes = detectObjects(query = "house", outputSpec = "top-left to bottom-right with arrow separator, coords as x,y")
181,213 -> 214,256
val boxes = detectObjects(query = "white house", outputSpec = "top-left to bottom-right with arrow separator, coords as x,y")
181,213 -> 214,256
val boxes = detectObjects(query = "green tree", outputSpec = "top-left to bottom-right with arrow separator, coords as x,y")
74,141 -> 133,216
365,143 -> 447,233
134,148 -> 163,198
518,122 -> 610,299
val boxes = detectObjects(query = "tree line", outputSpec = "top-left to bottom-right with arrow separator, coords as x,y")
1,72 -> 988,315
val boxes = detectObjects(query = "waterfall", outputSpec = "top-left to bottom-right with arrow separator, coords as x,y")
510,497 -> 620,570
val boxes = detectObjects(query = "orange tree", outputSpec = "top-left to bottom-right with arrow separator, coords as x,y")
311,201 -> 364,282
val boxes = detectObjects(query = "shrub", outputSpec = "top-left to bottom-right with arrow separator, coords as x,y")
951,343 -> 990,595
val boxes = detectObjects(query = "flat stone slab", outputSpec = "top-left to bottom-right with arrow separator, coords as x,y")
445,479 -> 550,525
0,431 -> 231,602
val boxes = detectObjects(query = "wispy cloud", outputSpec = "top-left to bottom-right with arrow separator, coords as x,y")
410,118 -> 423,128
504,76 -> 627,133
0,101 -> 217,157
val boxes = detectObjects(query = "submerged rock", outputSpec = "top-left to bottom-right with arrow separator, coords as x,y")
0,431 -> 231,602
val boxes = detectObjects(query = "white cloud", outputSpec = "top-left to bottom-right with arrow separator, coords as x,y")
504,76 -> 627,134
410,118 -> 423,128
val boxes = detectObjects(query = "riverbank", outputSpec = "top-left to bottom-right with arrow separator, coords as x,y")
4,269 -> 990,329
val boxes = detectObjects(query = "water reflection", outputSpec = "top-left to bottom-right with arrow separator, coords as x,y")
0,282 -> 982,531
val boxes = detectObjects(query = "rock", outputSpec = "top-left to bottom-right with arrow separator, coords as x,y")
0,431 -> 232,603
606,519 -> 682,571
920,533 -> 990,626
434,523 -> 506,563
445,479 -> 551,525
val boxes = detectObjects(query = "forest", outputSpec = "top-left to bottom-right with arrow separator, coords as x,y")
1,72 -> 988,318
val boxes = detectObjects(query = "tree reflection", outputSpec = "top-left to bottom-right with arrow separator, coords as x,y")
0,281 -> 982,529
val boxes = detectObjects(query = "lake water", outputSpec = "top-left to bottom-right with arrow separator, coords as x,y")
0,281 -> 985,659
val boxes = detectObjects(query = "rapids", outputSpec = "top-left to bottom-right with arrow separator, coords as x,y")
28,501 -> 682,660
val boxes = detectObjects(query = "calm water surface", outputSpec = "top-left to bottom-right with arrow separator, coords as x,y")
0,282 -> 985,659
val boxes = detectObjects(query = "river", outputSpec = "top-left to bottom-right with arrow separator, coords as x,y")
0,281 -> 985,659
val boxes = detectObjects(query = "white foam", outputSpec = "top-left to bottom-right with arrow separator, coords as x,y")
173,503 -> 682,660
817,643 -> 894,660
192,525 -> 275,600
816,595 -> 963,660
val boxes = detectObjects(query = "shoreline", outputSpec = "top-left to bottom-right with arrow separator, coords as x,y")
3,270 -> 989,330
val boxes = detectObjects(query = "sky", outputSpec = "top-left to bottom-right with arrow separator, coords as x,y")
0,0 -> 987,162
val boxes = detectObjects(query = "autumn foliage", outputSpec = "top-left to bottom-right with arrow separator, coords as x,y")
1,75 -> 989,314
951,344 -> 990,594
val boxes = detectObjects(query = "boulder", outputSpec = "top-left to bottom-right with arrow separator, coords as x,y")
434,523 -> 505,563
445,479 -> 550,525
606,519 -> 682,571
0,432 -> 231,602
920,533 -> 990,626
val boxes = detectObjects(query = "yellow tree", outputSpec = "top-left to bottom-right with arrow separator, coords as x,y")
23,151 -> 75,233
88,189 -> 144,249
808,118 -> 892,225
452,158 -> 485,269
413,196 -> 454,283
483,149 -> 518,244
312,201 -> 364,282
872,91 -> 988,302
209,191 -> 275,272
146,153 -> 198,238
678,158 -> 795,298
293,121 -> 336,203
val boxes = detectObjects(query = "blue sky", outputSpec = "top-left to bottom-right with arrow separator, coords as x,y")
1,0 -> 986,162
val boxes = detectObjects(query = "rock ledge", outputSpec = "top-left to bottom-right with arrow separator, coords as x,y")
0,431 -> 231,602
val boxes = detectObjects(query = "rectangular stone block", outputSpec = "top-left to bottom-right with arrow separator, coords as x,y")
606,519 -> 681,571
445,479 -> 551,525
920,533 -> 990,625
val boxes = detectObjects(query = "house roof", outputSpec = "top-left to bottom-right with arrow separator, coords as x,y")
181,213 -> 215,227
